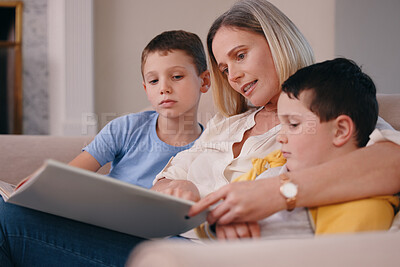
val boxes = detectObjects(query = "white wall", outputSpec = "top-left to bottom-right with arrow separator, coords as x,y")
94,0 -> 234,129
268,0 -> 335,62
93,0 -> 335,129
335,0 -> 400,94
48,0 -> 95,135
45,0 -> 400,134
94,0 -> 400,131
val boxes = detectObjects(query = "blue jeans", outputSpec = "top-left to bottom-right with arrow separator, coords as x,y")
0,198 -> 146,266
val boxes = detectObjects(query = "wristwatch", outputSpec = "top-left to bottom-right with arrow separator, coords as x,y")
279,173 -> 298,211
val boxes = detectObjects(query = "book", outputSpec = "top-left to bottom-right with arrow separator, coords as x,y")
0,159 -> 208,239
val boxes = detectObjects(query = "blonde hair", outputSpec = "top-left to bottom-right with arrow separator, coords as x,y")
207,0 -> 315,116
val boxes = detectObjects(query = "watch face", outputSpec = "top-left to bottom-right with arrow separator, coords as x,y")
281,182 -> 298,198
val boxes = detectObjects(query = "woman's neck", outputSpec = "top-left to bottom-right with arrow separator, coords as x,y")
263,102 -> 278,113
264,93 -> 280,112
252,107 -> 279,134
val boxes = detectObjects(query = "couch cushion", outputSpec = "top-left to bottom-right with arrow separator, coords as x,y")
0,135 -> 111,185
127,231 -> 400,267
377,94 -> 400,130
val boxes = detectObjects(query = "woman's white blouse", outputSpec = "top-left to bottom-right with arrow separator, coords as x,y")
155,108 -> 281,197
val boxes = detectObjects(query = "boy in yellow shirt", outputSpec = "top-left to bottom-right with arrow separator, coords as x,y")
196,58 -> 398,239
275,57 -> 398,235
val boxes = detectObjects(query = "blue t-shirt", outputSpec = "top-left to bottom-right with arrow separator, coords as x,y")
84,111 -> 202,189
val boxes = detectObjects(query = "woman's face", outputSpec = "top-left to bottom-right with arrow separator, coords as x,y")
212,26 -> 280,107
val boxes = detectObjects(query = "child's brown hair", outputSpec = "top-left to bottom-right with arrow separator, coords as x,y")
141,30 -> 207,77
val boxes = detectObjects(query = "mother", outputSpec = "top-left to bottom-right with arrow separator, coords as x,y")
154,0 -> 400,239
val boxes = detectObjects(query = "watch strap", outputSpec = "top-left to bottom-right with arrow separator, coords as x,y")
279,173 -> 297,212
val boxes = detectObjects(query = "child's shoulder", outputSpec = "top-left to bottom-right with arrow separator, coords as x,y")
114,110 -> 156,121
107,110 -> 157,128
131,110 -> 157,120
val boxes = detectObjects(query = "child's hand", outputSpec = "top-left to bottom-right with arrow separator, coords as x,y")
151,178 -> 200,202
216,222 -> 260,240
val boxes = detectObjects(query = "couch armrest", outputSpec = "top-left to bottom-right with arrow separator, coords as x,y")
127,232 -> 400,267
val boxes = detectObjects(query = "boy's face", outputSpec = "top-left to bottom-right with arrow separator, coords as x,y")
142,50 -> 209,120
277,92 -> 337,172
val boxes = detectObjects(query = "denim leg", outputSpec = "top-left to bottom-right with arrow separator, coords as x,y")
0,198 -> 146,267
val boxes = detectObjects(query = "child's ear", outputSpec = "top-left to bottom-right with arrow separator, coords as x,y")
142,81 -> 147,92
199,70 -> 211,93
332,115 -> 354,147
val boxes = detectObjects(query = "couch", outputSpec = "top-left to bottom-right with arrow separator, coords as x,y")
0,94 -> 399,266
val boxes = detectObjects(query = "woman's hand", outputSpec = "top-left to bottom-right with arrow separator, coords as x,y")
151,178 -> 201,202
189,178 -> 286,225
216,222 -> 260,240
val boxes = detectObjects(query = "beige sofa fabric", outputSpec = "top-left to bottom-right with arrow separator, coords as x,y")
377,94 -> 400,130
127,232 -> 400,267
0,135 -> 110,185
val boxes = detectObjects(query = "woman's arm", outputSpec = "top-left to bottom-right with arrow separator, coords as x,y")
295,141 -> 400,207
190,141 -> 400,224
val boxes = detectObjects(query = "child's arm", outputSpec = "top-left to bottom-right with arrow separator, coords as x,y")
310,196 -> 399,234
151,178 -> 200,202
68,151 -> 101,172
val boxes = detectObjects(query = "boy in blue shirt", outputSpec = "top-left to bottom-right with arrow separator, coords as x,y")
69,30 -> 210,189
0,30 -> 210,266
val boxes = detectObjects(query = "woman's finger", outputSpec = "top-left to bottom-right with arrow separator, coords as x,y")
216,205 -> 242,225
206,201 -> 231,225
188,188 -> 227,217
